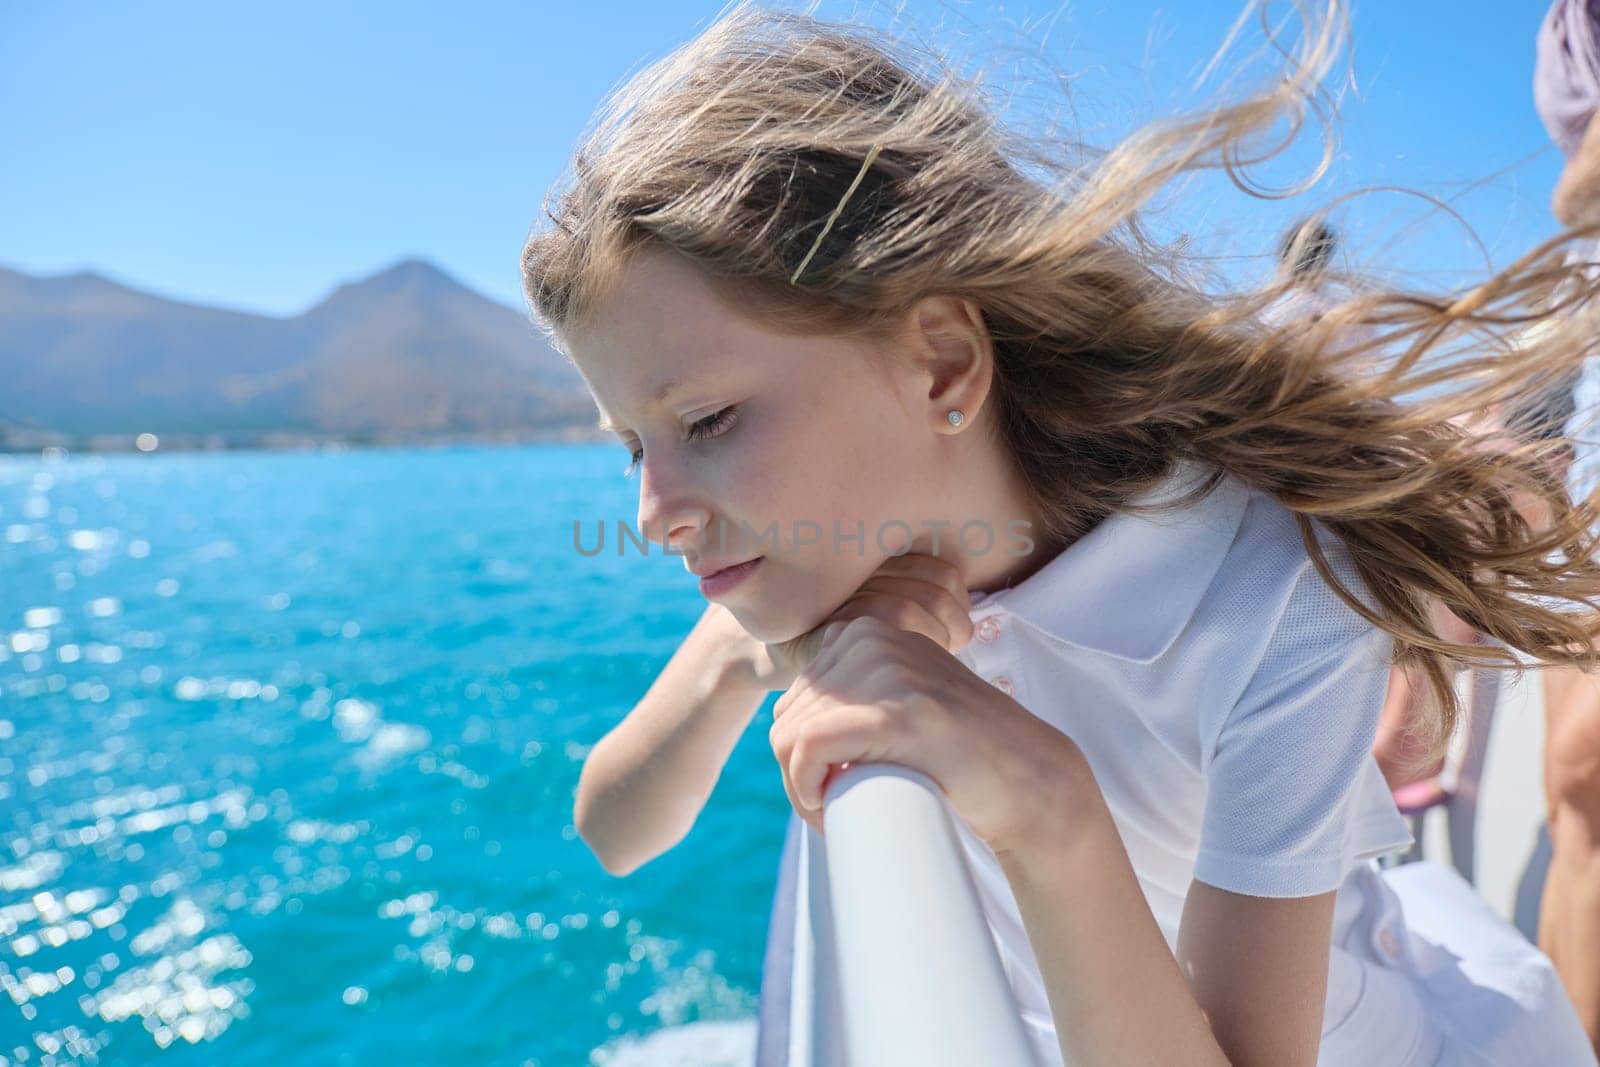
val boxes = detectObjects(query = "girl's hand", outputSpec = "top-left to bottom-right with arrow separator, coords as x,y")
768,614 -> 1082,853
760,552 -> 976,690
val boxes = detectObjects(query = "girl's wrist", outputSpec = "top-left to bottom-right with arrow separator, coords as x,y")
991,735 -> 1104,866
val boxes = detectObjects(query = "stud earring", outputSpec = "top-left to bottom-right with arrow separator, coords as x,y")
947,409 -> 964,427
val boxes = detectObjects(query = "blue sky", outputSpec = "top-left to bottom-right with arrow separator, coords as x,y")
0,0 -> 1568,317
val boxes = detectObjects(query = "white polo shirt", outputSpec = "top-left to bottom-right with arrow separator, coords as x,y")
753,458 -> 1596,1066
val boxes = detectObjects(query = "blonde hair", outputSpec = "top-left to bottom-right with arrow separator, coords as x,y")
522,0 -> 1600,753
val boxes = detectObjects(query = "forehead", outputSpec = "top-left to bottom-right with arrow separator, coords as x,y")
568,250 -> 759,431
567,246 -> 903,433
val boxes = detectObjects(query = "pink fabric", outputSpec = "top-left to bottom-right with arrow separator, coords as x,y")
1391,778 -> 1450,817
1535,0 -> 1600,158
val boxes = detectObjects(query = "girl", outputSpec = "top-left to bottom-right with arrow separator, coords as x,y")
529,2 -> 1600,1062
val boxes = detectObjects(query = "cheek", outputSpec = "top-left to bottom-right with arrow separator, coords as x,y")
722,388 -> 928,566
837,425 -> 934,520
817,427 -> 929,538
718,418 -> 792,520
722,405 -> 836,520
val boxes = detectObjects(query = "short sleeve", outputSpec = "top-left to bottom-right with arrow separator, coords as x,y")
1193,561 -> 1415,898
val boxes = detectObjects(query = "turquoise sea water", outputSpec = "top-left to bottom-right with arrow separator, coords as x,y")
0,444 -> 784,1066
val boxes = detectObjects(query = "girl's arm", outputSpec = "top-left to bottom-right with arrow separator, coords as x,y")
1177,880 -> 1336,1066
1373,663 -> 1443,789
574,603 -> 776,876
995,745 -> 1334,1067
578,552 -> 971,875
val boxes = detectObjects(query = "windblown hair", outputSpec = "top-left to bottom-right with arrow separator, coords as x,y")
1279,215 -> 1338,277
523,0 -> 1600,751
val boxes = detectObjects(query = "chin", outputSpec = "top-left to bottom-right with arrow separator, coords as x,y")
728,559 -> 865,645
725,594 -> 826,649
726,606 -> 799,647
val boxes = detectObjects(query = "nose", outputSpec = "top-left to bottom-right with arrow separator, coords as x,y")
635,457 -> 710,554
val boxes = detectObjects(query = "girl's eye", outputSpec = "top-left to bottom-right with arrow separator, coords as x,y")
685,404 -> 740,442
622,405 -> 740,479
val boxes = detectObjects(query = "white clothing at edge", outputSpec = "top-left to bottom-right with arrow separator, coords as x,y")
753,458 -> 1596,1066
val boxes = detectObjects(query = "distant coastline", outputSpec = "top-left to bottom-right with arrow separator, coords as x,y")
0,258 -> 599,454
0,422 -> 609,456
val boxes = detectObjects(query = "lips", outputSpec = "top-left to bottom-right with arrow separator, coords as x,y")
688,557 -> 761,578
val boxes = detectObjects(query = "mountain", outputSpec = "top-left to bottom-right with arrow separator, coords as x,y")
0,259 -> 599,447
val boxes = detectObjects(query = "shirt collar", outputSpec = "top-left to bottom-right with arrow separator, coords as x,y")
967,458 -> 1252,663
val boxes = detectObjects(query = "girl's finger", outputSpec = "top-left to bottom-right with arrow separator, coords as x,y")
843,591 -> 956,651
775,751 -> 815,831
787,702 -> 903,811
771,675 -> 815,728
773,685 -> 797,722
855,574 -> 975,651
871,552 -> 971,610
769,709 -> 829,832
775,616 -> 855,679
772,679 -> 837,779
771,626 -> 852,722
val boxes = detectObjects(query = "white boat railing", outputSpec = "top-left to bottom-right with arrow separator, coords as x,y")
791,761 -> 1041,1066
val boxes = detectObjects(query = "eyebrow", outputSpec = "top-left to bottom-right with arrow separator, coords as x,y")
595,377 -> 683,434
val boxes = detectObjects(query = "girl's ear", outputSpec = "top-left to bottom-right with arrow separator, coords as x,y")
903,294 -> 994,430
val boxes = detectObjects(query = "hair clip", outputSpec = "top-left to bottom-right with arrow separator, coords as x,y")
789,142 -> 885,285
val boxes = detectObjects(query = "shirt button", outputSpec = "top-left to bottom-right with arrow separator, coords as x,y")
976,617 -> 1002,643
990,676 -> 1014,696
